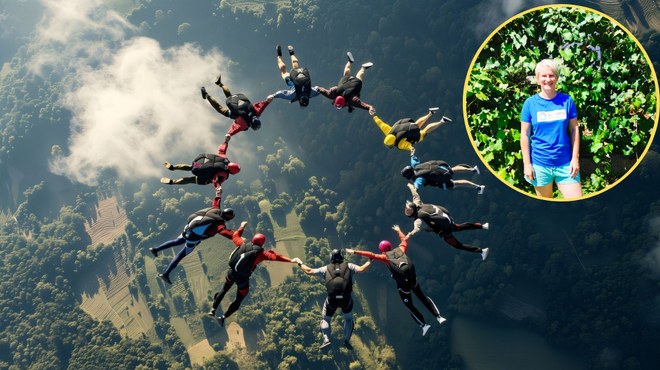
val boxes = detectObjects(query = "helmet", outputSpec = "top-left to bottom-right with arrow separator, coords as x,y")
299,95 -> 309,108
252,233 -> 266,246
330,249 -> 344,263
228,162 -> 241,175
250,116 -> 261,131
334,96 -> 346,109
384,134 -> 396,147
221,208 -> 235,221
379,240 -> 392,253
401,166 -> 414,179
404,201 -> 416,217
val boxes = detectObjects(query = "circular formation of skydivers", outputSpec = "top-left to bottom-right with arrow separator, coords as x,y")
148,46 -> 489,348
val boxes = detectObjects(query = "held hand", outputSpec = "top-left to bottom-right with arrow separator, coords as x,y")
410,147 -> 416,156
224,134 -> 231,143
392,224 -> 400,231
240,221 -> 248,228
291,257 -> 302,265
345,248 -> 355,255
407,183 -> 415,191
368,106 -> 376,116
569,158 -> 580,178
215,186 -> 223,196
524,163 -> 535,182
267,95 -> 274,102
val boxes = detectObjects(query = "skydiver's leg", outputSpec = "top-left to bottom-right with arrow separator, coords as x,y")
343,311 -> 354,343
343,61 -> 352,77
451,164 -> 479,174
320,298 -> 336,345
211,284 -> 232,310
453,222 -> 485,232
153,236 -> 185,253
356,67 -> 366,81
421,121 -> 444,135
442,235 -> 482,254
278,54 -> 288,80
339,299 -> 355,343
171,177 -> 198,185
223,285 -> 249,318
290,46 -> 299,69
411,281 -> 441,317
206,94 -> 232,117
162,244 -> 195,275
397,285 -> 426,326
415,112 -> 432,128
453,180 -> 481,189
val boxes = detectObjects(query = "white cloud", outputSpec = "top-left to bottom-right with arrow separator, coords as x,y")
50,37 -> 231,185
27,0 -> 251,185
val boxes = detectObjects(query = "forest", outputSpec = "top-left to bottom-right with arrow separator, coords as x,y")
0,0 -> 659,369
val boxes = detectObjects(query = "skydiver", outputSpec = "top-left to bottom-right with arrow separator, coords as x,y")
209,225 -> 302,325
402,147 -> 485,194
346,225 -> 446,336
317,52 -> 376,114
271,45 -> 320,108
160,134 -> 240,186
405,183 -> 490,260
201,74 -> 273,136
374,108 -> 451,150
297,249 -> 371,349
150,186 -> 236,284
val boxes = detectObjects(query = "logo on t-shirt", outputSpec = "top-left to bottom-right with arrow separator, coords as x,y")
537,110 -> 567,122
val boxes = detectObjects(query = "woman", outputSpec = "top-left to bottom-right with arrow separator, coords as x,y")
520,59 -> 583,199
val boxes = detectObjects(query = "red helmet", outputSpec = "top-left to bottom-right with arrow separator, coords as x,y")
228,162 -> 240,175
334,96 -> 346,109
252,233 -> 266,246
379,240 -> 392,253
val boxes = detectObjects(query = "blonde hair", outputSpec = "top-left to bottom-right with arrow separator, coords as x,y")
535,59 -> 559,79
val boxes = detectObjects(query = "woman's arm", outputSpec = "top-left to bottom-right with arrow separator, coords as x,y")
567,117 -> 580,178
520,121 -> 534,181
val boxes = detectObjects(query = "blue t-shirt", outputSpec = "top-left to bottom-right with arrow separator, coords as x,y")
520,93 -> 577,167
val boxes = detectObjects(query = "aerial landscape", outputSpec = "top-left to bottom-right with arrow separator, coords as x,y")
0,0 -> 659,369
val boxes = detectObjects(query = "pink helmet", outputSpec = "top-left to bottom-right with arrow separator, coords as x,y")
252,233 -> 266,246
334,96 -> 346,109
379,240 -> 392,253
228,162 -> 241,175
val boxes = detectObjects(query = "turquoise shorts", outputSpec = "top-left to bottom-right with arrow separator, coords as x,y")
524,163 -> 580,187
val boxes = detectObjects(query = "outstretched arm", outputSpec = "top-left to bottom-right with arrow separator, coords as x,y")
406,220 -> 423,238
212,186 -> 223,209
393,225 -> 409,253
356,260 -> 372,273
299,263 -> 315,275
407,183 -> 422,206
347,248 -> 387,264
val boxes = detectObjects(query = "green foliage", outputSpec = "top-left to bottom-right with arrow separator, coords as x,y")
466,7 -> 656,194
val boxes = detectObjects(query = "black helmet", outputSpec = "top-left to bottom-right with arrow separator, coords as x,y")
330,249 -> 344,263
221,208 -> 235,221
401,166 -> 414,179
250,116 -> 261,131
298,95 -> 309,108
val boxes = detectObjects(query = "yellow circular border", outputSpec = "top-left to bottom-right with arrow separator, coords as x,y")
462,4 -> 660,202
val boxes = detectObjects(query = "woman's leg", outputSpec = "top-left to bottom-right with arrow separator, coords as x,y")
557,181 -> 583,199
534,183 -> 554,198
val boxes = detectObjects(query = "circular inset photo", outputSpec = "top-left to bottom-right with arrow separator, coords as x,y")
464,5 -> 658,201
